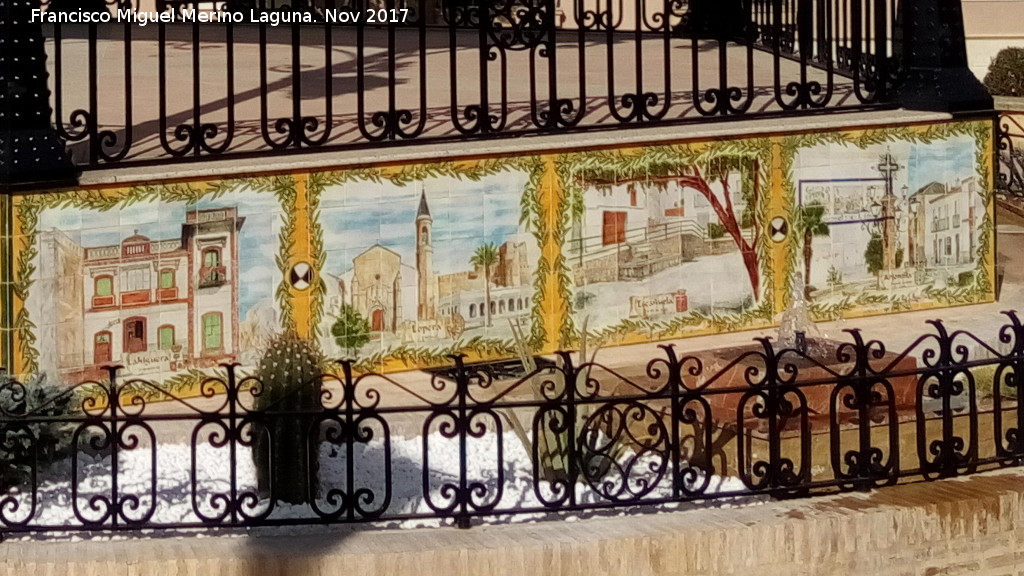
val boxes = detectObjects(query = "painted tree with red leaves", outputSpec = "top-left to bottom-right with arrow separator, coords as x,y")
568,153 -> 763,302
674,157 -> 761,301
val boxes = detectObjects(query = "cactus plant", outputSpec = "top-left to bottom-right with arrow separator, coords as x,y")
251,331 -> 325,505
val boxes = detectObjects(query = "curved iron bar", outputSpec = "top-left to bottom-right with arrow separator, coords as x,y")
993,311 -> 1024,465
735,337 -> 811,495
997,114 -> 1024,197
914,319 -> 980,479
828,329 -> 899,489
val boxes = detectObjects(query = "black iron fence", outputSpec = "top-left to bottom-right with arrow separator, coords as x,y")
998,112 -> 1024,197
34,0 -> 903,168
1,312 -> 1024,535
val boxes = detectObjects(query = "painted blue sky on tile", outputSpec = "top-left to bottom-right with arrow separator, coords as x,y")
320,172 -> 530,276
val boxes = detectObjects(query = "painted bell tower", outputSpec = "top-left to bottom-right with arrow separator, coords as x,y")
416,191 -> 436,321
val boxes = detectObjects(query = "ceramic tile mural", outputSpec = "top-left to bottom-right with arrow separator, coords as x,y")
0,120 -> 995,387
8,179 -> 290,391
558,139 -> 774,347
310,163 -> 544,368
782,123 -> 995,319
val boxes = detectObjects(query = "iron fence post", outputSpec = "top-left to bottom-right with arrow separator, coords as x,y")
106,364 -> 121,529
449,354 -> 472,529
995,311 -> 1024,464
894,0 -> 993,112
556,350 -> 579,506
659,344 -> 684,500
224,363 -> 240,525
0,0 -> 76,191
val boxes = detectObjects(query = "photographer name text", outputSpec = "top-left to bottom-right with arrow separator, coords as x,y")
31,8 -> 410,25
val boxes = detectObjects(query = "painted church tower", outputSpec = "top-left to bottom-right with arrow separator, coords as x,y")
416,191 -> 436,321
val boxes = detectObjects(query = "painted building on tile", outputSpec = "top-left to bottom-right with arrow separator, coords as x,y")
346,190 -> 532,338
35,207 -> 245,380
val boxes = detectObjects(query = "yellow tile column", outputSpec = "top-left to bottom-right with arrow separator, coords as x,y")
289,174 -> 314,340
770,138 -> 790,316
984,121 -> 997,299
540,156 -> 568,352
9,196 -> 31,376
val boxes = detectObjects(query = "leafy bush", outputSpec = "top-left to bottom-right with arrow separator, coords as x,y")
251,331 -> 325,505
985,48 -> 1024,97
707,222 -> 726,239
0,373 -> 76,490
826,265 -> 843,288
331,304 -> 370,357
864,233 -> 883,276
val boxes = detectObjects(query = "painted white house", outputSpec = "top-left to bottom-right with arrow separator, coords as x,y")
35,207 -> 245,381
924,177 -> 980,267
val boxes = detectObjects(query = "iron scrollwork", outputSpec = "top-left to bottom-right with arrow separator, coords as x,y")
0,313 -> 1020,534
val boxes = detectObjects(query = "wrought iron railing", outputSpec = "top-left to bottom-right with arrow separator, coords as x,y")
998,112 -> 1024,198
1,312 -> 1024,536
35,0 -> 901,168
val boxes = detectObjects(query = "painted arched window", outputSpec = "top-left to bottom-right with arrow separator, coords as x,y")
200,248 -> 226,287
123,316 -> 147,354
489,301 -> 496,315
469,304 -> 476,318
420,226 -> 429,244
499,300 -> 506,314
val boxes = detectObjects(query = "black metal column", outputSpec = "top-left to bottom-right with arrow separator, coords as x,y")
895,0 -> 993,113
0,0 -> 76,191
675,0 -> 751,40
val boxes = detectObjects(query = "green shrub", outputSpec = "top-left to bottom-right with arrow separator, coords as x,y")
985,47 -> 1024,97
972,364 -> 1011,399
331,304 -> 370,357
0,374 -> 75,490
707,222 -> 726,239
251,331 -> 325,505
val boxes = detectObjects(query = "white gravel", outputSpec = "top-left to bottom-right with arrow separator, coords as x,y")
1,429 -> 756,540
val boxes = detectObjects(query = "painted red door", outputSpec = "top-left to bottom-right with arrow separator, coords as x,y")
371,309 -> 385,332
94,332 -> 112,364
602,211 -> 627,245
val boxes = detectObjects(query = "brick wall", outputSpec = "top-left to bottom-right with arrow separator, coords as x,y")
8,468 -> 1024,575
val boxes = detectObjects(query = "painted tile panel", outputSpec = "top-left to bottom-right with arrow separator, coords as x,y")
1,120 -> 996,389
783,123 -> 994,319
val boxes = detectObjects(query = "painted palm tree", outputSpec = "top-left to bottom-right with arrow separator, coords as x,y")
470,242 -> 500,327
799,202 -> 830,299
